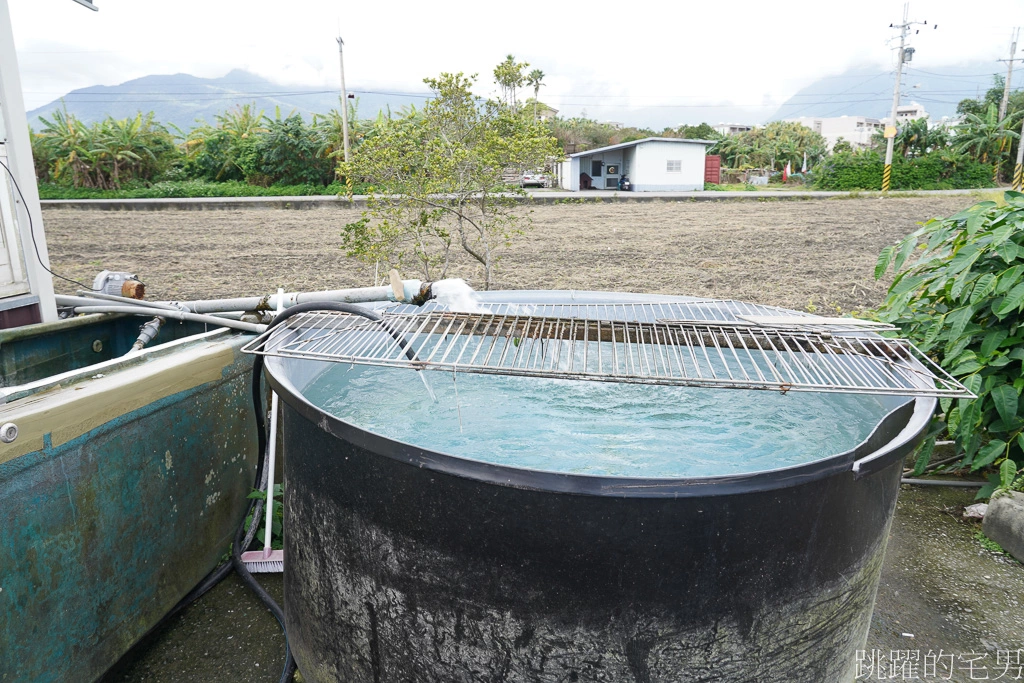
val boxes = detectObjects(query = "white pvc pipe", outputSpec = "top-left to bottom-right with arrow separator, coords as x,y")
66,304 -> 266,333
175,280 -> 422,315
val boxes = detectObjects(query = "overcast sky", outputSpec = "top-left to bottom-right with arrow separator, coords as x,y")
7,0 -> 1021,124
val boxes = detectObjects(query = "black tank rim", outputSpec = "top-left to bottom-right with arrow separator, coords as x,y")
266,360 -> 934,498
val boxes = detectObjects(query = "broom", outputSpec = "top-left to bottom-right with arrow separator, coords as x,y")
241,290 -> 285,573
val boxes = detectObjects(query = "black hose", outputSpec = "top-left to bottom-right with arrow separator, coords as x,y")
239,302 -> 393,683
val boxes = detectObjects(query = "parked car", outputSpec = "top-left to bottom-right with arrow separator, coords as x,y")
521,171 -> 548,188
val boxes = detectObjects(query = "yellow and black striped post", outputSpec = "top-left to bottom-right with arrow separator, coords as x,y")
882,164 -> 892,193
1014,163 -> 1023,192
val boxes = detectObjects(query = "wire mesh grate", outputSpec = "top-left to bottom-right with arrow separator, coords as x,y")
244,307 -> 972,398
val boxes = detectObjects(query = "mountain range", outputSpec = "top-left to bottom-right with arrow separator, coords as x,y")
26,69 -> 426,132
26,64 -> 1021,132
768,62 -> 1020,122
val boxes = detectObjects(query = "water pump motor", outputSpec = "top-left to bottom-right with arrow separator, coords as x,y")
92,270 -> 145,299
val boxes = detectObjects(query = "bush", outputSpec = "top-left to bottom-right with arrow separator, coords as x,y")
37,179 -> 370,200
814,150 -> 996,191
874,192 -> 1024,497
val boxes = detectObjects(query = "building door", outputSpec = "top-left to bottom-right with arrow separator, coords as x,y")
604,163 -> 620,189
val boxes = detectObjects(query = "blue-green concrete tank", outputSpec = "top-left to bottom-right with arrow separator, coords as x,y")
0,316 -> 259,683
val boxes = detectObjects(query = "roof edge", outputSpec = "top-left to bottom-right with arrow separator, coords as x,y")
568,137 -> 717,158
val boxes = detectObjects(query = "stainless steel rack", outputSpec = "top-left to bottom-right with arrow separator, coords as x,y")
244,306 -> 971,399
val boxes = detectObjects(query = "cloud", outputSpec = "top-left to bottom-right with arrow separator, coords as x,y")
9,0 -> 1023,124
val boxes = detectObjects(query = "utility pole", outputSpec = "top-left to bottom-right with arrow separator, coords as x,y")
883,3 -> 931,192
1015,114 -> 1024,191
998,27 -> 1021,123
336,36 -> 351,165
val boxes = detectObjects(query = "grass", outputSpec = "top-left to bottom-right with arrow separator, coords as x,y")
38,179 -> 371,200
974,530 -> 1014,559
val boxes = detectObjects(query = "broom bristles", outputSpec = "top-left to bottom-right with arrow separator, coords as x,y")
241,549 -> 284,574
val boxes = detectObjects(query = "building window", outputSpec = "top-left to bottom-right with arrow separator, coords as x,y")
666,160 -> 681,173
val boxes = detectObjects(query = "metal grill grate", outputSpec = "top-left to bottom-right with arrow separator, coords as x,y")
244,309 -> 972,398
384,299 -> 898,331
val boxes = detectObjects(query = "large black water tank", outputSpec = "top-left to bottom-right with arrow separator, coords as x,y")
265,291 -> 935,683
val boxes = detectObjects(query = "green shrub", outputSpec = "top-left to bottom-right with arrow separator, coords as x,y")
814,150 -> 996,191
38,179 -> 369,200
874,192 -> 1024,497
813,150 -> 884,190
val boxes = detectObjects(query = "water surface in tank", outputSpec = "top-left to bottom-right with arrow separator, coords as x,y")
302,363 -> 906,478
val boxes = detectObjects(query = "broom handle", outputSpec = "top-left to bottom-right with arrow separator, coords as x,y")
263,391 -> 279,558
263,288 -> 285,559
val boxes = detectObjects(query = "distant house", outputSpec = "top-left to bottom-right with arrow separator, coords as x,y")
526,100 -> 559,121
557,137 -> 716,192
715,123 -> 754,136
886,101 -> 929,124
536,104 -> 558,121
786,115 -> 884,151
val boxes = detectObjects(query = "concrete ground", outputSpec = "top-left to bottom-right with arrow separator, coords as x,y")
100,484 -> 1023,683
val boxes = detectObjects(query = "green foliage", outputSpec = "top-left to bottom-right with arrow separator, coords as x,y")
245,483 -> 283,550
813,150 -> 995,191
493,54 -> 530,111
33,108 -> 179,189
974,530 -> 1007,555
874,193 -> 1024,496
341,68 -> 563,288
954,103 -> 1021,183
664,122 -> 722,146
255,113 -> 335,186
37,179 -> 364,199
546,115 -> 656,153
183,103 -> 268,182
832,137 -> 853,154
957,75 -> 1024,181
716,121 -> 827,172
869,118 -> 950,159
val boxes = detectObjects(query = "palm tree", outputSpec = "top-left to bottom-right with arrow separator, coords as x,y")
526,69 -> 545,120
955,103 -> 1021,183
37,106 -> 90,187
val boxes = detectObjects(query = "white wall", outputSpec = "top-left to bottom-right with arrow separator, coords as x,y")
632,141 -> 707,191
787,116 -> 882,151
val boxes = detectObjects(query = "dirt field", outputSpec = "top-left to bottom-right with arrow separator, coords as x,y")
42,195 -> 977,313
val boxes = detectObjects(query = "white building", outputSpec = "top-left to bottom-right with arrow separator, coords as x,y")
785,115 -> 884,150
558,137 -> 716,192
883,101 -> 929,125
715,123 -> 754,136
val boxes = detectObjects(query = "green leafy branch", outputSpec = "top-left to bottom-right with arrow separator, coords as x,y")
875,191 -> 1024,498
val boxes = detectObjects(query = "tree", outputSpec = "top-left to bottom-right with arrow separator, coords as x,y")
955,77 -> 1024,182
526,69 -> 545,120
493,55 -> 529,112
832,137 -> 853,154
34,107 -> 177,189
185,104 -> 268,182
341,70 -> 562,289
664,122 -> 721,144
715,121 -> 826,171
870,118 -> 949,159
954,103 -> 1022,183
256,112 -> 334,186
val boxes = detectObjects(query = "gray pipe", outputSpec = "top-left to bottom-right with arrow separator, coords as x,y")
74,289 -> 182,311
68,305 -> 267,333
173,281 -> 422,314
56,294 -> 247,320
900,478 -> 985,488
